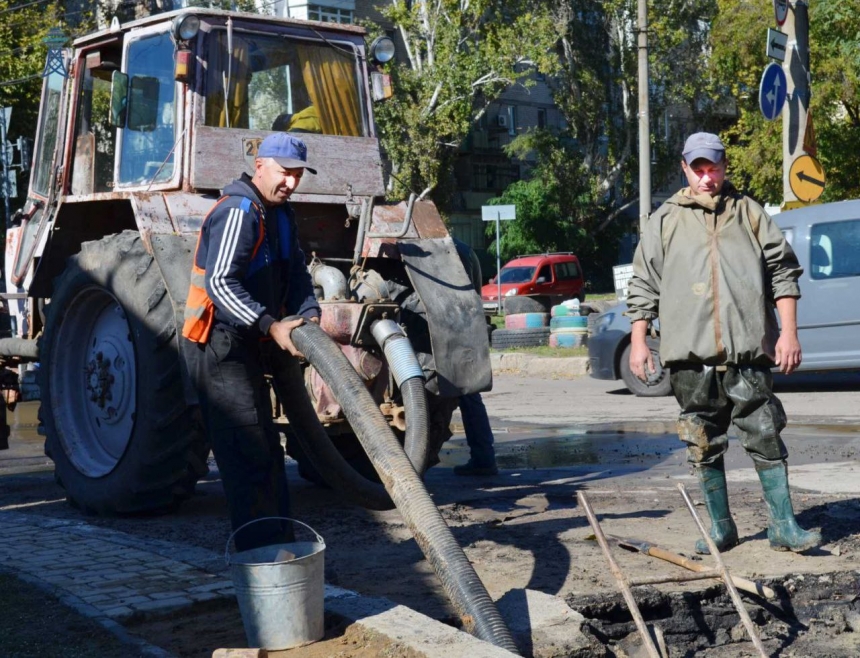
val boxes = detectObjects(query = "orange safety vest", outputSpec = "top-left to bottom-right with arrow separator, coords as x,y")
182,196 -> 266,344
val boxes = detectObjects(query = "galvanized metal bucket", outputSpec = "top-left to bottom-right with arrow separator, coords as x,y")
226,517 -> 325,650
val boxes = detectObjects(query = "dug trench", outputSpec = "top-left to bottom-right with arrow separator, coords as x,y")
568,571 -> 860,657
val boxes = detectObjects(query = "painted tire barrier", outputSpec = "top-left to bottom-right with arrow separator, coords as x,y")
505,312 -> 550,329
491,327 -> 551,349
548,310 -> 587,349
503,295 -> 550,314
549,315 -> 588,331
549,332 -> 585,348
550,304 -> 579,317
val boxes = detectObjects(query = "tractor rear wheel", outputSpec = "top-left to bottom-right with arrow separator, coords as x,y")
40,231 -> 208,514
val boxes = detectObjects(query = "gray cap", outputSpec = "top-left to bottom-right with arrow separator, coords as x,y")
682,132 -> 725,164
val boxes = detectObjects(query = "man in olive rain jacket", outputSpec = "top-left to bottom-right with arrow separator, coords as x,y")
626,132 -> 820,555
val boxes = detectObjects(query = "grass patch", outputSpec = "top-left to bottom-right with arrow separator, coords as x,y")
586,292 -> 619,302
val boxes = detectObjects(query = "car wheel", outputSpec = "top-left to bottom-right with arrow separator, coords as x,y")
619,340 -> 672,397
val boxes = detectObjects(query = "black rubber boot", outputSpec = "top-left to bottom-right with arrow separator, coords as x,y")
694,459 -> 739,554
756,461 -> 821,553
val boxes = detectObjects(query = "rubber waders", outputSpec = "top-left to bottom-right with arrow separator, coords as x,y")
694,459 -> 739,555
756,461 -> 822,553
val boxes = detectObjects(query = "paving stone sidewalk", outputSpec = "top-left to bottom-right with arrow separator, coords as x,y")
0,510 -> 233,622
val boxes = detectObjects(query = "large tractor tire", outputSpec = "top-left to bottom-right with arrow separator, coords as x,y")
40,231 -> 208,515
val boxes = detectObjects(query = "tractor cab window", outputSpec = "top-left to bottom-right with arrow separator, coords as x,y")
31,69 -> 65,197
204,31 -> 364,136
70,47 -> 122,195
118,32 -> 178,186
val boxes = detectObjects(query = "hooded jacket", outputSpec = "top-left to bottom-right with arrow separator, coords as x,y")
626,182 -> 801,366
187,174 -> 320,342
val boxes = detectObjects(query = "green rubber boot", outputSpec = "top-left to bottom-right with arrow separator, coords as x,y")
756,461 -> 821,553
694,459 -> 739,555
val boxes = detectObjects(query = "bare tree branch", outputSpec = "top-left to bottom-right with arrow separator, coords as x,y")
595,197 -> 638,234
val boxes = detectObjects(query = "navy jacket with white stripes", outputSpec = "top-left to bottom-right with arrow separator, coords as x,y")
195,174 -> 321,339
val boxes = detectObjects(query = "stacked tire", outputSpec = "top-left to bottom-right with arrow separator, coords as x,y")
549,304 -> 588,348
491,301 -> 551,349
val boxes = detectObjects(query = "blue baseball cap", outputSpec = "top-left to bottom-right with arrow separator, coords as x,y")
257,133 -> 317,174
682,132 -> 725,165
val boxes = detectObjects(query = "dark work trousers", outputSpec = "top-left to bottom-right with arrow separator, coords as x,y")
184,327 -> 294,553
670,363 -> 788,466
459,392 -> 496,467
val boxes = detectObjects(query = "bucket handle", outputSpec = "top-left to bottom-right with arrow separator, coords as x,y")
225,517 -> 325,566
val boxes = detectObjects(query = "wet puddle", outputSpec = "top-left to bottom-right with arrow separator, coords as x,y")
441,420 -> 860,470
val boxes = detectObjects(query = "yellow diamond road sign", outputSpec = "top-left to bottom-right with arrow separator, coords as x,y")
789,154 -> 825,203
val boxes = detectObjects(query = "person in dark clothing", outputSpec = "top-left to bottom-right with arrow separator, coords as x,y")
182,133 -> 321,552
452,239 -> 498,476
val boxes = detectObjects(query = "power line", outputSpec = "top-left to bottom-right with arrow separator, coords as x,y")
0,72 -> 40,87
0,0 -> 52,18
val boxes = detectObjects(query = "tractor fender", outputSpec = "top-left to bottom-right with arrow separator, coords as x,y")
398,236 -> 491,397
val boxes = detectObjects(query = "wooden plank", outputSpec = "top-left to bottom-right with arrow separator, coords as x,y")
192,126 -> 385,198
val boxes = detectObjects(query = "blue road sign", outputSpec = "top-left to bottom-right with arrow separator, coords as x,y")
759,62 -> 787,121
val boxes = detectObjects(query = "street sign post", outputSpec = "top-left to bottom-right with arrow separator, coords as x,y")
789,155 -> 825,203
759,63 -> 787,120
774,0 -> 789,26
766,28 -> 787,61
481,204 -> 516,313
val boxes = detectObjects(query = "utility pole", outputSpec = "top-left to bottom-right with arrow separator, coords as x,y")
637,0 -> 651,233
782,1 -> 810,207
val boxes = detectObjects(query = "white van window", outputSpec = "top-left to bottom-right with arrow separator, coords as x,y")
810,220 -> 860,280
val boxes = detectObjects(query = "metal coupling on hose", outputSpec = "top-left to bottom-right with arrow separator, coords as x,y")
371,319 -> 424,386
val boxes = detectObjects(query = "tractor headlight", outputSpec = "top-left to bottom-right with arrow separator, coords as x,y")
172,14 -> 200,41
369,36 -> 395,64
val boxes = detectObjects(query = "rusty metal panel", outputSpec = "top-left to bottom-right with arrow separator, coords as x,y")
411,201 -> 449,239
164,193 -> 219,235
191,126 -> 385,198
364,200 -> 449,257
130,193 -> 177,234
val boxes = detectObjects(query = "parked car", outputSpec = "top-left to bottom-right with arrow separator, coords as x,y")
481,252 -> 585,314
589,199 -> 860,396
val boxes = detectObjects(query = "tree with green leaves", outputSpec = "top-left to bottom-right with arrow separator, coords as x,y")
709,0 -> 860,203
485,0 -> 719,289
373,0 -> 561,206
0,2 -> 98,203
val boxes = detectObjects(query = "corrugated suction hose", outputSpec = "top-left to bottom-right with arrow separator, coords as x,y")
290,321 -> 518,653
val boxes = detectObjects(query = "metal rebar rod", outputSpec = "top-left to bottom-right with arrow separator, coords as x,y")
630,570 -> 722,586
677,483 -> 769,658
578,491 -> 663,658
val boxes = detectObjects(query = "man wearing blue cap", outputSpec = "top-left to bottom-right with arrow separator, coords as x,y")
625,132 -> 821,555
183,133 -> 321,551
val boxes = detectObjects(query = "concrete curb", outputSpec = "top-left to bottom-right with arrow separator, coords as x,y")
490,352 -> 590,379
325,586 -> 518,656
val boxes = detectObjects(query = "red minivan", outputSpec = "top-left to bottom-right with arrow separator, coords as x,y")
481,252 -> 585,313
